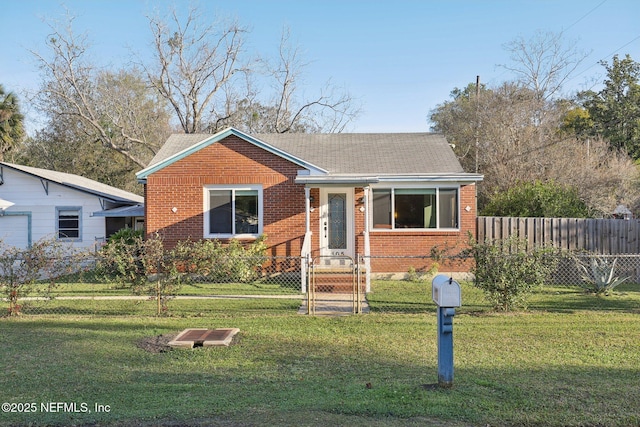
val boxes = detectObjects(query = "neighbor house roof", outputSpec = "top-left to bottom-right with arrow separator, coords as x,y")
137,127 -> 483,184
91,204 -> 145,217
1,162 -> 144,204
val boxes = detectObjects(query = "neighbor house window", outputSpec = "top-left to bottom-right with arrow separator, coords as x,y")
371,188 -> 458,230
56,207 -> 82,240
204,185 -> 262,238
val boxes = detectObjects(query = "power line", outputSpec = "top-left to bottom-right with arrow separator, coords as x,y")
486,0 -> 609,89
561,0 -> 607,35
560,0 -> 640,89
569,34 -> 640,87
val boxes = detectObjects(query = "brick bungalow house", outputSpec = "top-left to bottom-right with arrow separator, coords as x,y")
136,127 -> 482,289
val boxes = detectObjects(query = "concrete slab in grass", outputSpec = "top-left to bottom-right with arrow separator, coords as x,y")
168,328 -> 240,348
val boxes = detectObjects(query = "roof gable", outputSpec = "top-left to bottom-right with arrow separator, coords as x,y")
137,128 -> 327,181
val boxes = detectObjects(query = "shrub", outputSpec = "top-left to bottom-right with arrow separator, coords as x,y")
106,227 -> 143,245
177,236 -> 267,283
97,232 -> 182,315
0,238 -> 78,316
575,255 -> 630,295
96,234 -> 268,314
482,180 -> 593,218
136,237 -> 184,315
96,229 -> 145,286
467,236 -> 558,311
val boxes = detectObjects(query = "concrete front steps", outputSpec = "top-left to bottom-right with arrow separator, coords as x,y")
309,268 -> 366,294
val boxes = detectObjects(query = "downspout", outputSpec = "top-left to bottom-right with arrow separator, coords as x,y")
0,211 -> 33,247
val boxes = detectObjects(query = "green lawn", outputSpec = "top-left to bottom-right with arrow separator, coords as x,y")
49,279 -> 301,297
1,282 -> 639,426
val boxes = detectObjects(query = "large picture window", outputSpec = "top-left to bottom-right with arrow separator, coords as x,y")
56,207 -> 82,241
204,186 -> 262,237
372,188 -> 459,230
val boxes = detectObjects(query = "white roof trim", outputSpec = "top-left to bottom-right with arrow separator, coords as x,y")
376,174 -> 483,183
136,127 -> 328,181
295,173 -> 483,186
295,175 -> 380,185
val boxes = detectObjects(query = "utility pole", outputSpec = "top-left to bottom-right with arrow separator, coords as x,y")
475,75 -> 480,174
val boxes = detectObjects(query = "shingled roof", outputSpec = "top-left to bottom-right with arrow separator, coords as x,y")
1,162 -> 143,204
255,132 -> 464,175
138,128 -> 481,183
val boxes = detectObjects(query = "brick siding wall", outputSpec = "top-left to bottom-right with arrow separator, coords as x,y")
365,184 -> 477,272
145,135 -> 306,256
144,134 -> 477,271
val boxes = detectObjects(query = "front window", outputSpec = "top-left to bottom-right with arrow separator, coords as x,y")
372,188 -> 458,230
56,207 -> 82,240
204,186 -> 262,237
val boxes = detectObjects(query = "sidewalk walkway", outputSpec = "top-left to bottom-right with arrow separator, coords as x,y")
298,292 -> 369,316
14,293 -> 370,316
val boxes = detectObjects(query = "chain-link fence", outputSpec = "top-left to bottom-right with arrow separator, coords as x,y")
3,252 -> 640,317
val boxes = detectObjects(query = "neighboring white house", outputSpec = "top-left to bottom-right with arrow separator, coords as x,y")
0,162 -> 144,250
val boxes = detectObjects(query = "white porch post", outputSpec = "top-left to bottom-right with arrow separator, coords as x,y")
304,187 -> 311,233
363,186 -> 371,292
301,187 -> 312,293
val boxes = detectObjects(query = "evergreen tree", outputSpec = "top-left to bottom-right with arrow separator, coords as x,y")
579,55 -> 640,159
0,85 -> 25,160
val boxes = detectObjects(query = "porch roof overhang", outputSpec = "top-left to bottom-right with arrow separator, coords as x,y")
91,204 -> 144,218
295,175 -> 380,186
295,172 -> 483,186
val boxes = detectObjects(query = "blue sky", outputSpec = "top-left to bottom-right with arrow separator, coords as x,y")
2,0 -> 639,134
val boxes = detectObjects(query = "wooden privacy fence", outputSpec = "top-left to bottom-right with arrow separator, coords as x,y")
477,216 -> 640,254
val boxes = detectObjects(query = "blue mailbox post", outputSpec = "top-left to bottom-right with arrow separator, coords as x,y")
432,274 -> 461,388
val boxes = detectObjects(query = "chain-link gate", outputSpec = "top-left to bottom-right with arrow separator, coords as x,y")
306,255 -> 365,315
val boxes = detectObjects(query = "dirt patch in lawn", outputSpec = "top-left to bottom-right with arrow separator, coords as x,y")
136,334 -> 177,353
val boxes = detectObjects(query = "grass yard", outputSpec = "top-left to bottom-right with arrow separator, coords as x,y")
49,279 -> 301,297
1,282 -> 639,426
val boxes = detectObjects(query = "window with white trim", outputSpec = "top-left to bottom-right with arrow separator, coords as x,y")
372,188 -> 459,230
56,207 -> 82,240
204,185 -> 262,238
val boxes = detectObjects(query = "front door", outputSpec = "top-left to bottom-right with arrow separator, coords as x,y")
320,188 -> 354,262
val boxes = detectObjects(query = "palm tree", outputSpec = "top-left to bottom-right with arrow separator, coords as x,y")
0,84 -> 25,160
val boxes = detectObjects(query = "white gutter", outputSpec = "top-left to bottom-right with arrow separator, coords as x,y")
295,173 -> 483,186
295,176 -> 380,185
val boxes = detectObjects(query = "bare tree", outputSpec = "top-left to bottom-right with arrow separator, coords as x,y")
430,79 -> 640,216
263,28 -> 359,133
31,14 -> 171,168
500,30 -> 589,102
143,6 -> 250,134
144,11 -> 359,134
545,137 -> 640,215
30,4 -> 359,193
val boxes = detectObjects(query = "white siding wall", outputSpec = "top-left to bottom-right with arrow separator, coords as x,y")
0,215 -> 29,248
0,168 -> 105,250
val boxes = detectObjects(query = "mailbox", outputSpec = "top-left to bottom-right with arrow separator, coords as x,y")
432,274 -> 461,307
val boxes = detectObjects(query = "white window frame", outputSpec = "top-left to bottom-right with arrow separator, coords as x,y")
203,185 -> 263,239
370,186 -> 460,231
56,206 -> 83,241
